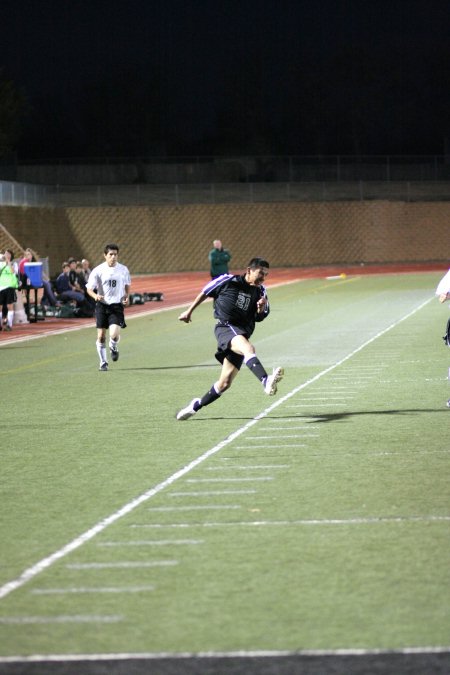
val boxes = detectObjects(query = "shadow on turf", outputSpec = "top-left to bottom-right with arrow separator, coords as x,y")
191,409 -> 448,423
293,409 -> 449,423
120,364 -> 217,371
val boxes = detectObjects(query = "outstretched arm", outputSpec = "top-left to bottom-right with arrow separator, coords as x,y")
436,270 -> 450,303
178,291 -> 208,323
255,288 -> 270,321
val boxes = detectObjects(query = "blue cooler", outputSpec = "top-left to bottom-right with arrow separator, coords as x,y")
24,262 -> 43,287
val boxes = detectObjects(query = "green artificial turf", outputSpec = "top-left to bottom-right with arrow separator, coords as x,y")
0,272 -> 449,656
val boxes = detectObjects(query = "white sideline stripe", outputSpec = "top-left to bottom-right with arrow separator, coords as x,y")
66,561 -> 178,569
0,615 -> 122,625
31,586 -> 154,594
1,646 -> 450,662
97,539 -> 203,546
0,296 -> 433,600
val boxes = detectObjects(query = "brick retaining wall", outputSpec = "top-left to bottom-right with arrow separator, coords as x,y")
1,201 -> 449,275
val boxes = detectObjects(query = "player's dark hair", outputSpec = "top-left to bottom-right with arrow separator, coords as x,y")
248,257 -> 269,269
104,243 -> 119,254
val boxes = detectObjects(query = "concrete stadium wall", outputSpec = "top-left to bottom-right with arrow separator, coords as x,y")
1,201 -> 449,276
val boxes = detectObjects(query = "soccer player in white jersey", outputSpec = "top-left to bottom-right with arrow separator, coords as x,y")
435,267 -> 450,407
86,243 -> 131,371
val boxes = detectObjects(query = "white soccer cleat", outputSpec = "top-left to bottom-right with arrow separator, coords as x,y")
264,367 -> 284,395
176,398 -> 201,420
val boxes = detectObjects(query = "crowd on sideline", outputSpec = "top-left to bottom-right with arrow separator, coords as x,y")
0,247 -> 95,330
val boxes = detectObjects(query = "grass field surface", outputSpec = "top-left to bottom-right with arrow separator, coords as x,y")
0,270 -> 449,674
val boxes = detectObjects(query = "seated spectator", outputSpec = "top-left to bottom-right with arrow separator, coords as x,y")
68,258 -> 84,294
75,262 -> 87,290
55,262 -> 85,305
81,259 -> 91,283
76,260 -> 96,314
40,274 -> 61,308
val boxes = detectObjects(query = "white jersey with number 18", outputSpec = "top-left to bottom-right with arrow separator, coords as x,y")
86,262 -> 131,305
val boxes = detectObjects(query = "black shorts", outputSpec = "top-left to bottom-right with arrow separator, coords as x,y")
0,288 -> 17,306
214,323 -> 247,370
95,302 -> 127,330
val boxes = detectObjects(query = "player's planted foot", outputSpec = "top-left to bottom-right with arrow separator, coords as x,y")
176,398 -> 201,420
264,367 -> 284,395
99,362 -> 109,371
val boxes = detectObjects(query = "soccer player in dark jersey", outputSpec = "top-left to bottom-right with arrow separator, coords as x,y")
176,257 -> 283,420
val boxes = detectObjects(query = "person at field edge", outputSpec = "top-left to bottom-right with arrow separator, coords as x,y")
81,258 -> 92,283
0,249 -> 19,331
176,257 -> 284,420
435,267 -> 450,408
55,262 -> 86,305
209,239 -> 232,278
86,243 -> 131,371
18,248 -> 34,288
68,257 -> 84,294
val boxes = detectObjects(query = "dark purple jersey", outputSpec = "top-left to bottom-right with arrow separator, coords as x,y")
202,273 -> 270,337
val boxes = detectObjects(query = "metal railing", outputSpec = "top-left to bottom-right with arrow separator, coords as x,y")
2,154 -> 450,186
2,178 -> 450,207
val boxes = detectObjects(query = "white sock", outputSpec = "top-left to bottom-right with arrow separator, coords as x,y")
109,337 -> 120,351
7,310 -> 14,328
96,340 -> 107,363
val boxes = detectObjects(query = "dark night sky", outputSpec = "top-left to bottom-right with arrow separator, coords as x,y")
2,0 -> 450,158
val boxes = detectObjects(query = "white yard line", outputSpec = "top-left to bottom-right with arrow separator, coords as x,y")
168,490 -> 257,496
147,505 -> 241,511
235,444 -> 307,448
245,434 -> 318,439
0,296 -> 433,601
208,464 -> 290,469
97,539 -> 203,546
0,615 -> 122,625
31,586 -> 154,594
122,515 -> 450,529
66,561 -> 178,569
185,477 -> 274,483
